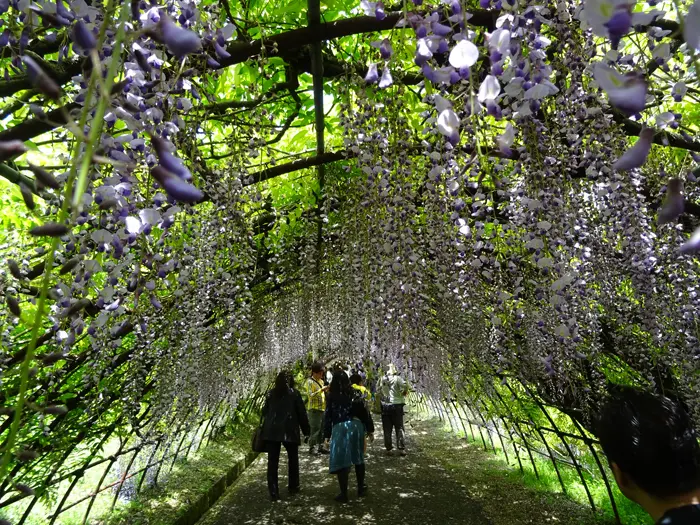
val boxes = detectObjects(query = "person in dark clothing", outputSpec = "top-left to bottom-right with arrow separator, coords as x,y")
324,371 -> 374,503
261,371 -> 310,501
597,386 -> 700,524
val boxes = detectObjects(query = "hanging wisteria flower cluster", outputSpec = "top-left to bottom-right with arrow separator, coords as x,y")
0,0 -> 700,516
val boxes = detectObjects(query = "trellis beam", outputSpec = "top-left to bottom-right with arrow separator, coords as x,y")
308,0 -> 326,274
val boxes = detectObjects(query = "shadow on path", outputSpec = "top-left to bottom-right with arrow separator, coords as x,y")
416,418 -> 619,525
198,415 -> 491,525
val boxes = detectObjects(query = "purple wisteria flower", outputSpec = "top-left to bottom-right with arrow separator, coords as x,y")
365,63 -> 379,84
684,0 -> 700,51
71,20 -> 96,52
478,75 -> 501,117
375,1 -> 386,20
658,178 -> 684,225
612,128 -> 654,171
378,67 -> 393,88
371,39 -> 393,60
604,7 -> 633,48
680,226 -> 700,254
448,39 -> 479,70
213,40 -> 231,59
151,166 -> 203,203
360,0 -> 378,17
496,123 -> 515,157
150,135 -> 193,181
437,108 -> 460,145
155,14 -> 202,57
0,140 -> 28,160
593,63 -> 647,115
583,0 -> 633,46
488,29 -> 511,56
22,56 -> 61,100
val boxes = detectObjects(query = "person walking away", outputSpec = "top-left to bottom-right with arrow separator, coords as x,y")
350,373 -> 371,407
379,363 -> 408,456
324,371 -> 374,502
262,371 -> 310,501
350,373 -> 374,453
306,361 -> 329,455
597,386 -> 700,524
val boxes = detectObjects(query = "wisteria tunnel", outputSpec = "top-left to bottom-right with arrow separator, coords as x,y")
0,0 -> 699,522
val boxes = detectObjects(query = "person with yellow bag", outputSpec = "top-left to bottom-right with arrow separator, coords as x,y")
350,372 -> 373,453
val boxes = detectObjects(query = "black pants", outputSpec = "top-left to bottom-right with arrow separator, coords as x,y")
381,404 -> 405,450
266,441 -> 299,494
337,464 -> 366,495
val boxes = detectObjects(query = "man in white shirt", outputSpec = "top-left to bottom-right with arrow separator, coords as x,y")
378,364 -> 408,456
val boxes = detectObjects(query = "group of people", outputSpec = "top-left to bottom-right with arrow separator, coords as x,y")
258,360 -> 408,502
256,361 -> 700,525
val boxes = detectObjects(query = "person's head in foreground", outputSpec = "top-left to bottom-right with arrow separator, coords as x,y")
597,385 -> 700,524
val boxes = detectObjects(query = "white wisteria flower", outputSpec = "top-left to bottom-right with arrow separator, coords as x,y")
437,108 -> 461,145
448,39 -> 479,69
478,75 -> 501,102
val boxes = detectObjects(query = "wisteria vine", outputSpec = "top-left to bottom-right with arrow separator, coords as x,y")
0,0 -> 699,518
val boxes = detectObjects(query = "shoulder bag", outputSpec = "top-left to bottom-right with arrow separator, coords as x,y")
251,410 -> 267,453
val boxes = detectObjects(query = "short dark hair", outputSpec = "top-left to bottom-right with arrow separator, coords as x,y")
349,373 -> 362,385
596,385 -> 700,499
311,361 -> 324,374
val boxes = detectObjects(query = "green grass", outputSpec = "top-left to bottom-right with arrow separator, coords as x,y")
99,416 -> 256,525
413,406 -> 653,525
0,413 -> 257,525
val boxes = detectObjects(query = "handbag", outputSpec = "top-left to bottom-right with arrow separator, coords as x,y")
251,412 -> 267,453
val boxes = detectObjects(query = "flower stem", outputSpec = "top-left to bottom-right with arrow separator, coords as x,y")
0,0 -> 130,485
71,0 -> 131,214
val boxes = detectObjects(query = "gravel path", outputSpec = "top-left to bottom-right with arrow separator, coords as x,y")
198,415 -> 613,525
198,416 -> 490,525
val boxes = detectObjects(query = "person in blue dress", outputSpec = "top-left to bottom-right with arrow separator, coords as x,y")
323,370 -> 374,502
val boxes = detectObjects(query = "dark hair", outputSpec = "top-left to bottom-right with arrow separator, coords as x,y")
349,373 -> 362,385
272,371 -> 291,398
596,385 -> 700,499
330,371 -> 351,397
311,361 -> 324,374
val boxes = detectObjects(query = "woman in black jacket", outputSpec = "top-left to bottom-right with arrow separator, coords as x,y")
262,371 -> 310,501
324,370 -> 375,502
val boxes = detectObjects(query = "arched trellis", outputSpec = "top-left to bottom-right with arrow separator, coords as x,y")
0,0 -> 699,521
0,386 -> 267,525
410,371 -> 623,525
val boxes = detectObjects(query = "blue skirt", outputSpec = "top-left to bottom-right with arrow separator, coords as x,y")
329,419 -> 365,473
